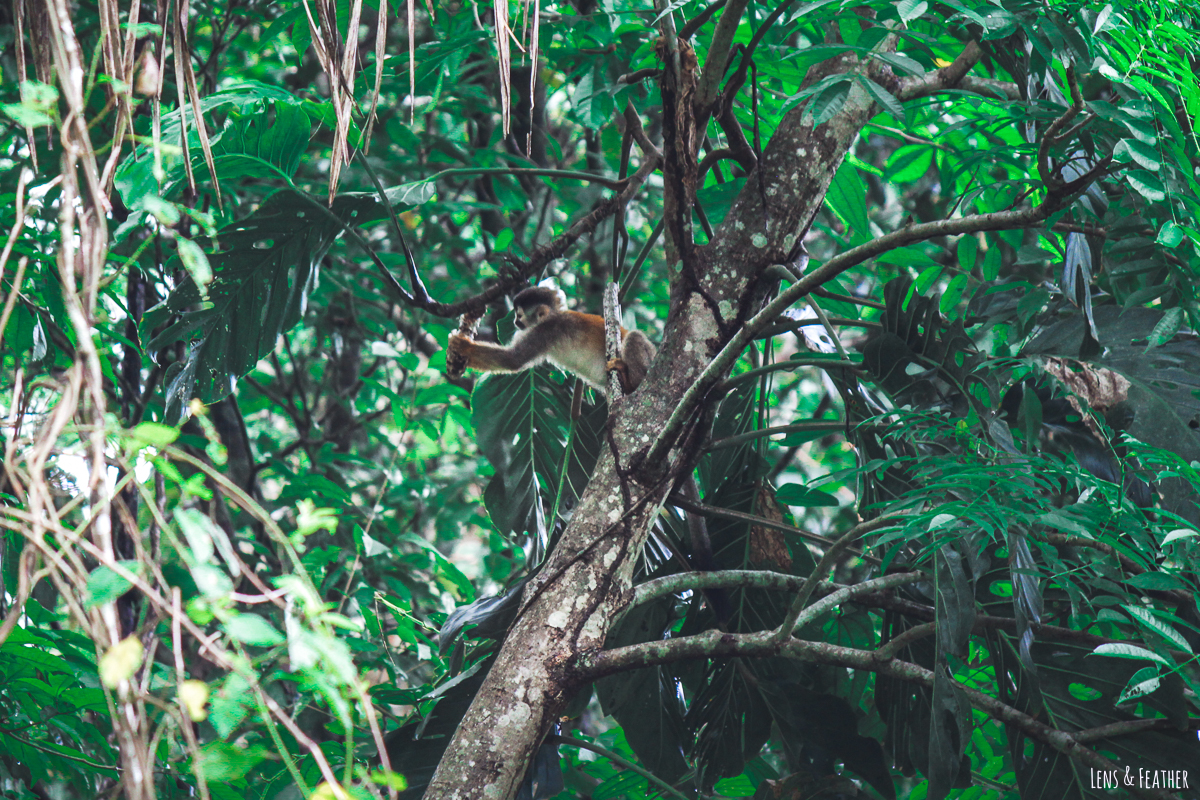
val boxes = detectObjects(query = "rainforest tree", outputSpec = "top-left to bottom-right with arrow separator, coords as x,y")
2,0 -> 1200,799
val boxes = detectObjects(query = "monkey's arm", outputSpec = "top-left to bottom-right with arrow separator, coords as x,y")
446,330 -> 549,378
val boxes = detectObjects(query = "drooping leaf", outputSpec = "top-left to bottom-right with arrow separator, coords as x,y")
471,369 -> 605,542
142,190 -> 384,421
596,599 -> 689,783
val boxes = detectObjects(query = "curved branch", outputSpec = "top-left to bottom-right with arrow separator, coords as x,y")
777,514 -> 908,640
578,633 -> 1185,800
694,0 -> 752,115
958,75 -> 1021,101
549,735 -> 691,800
638,152 -> 1111,470
896,41 -> 983,101
398,152 -> 663,320
678,0 -> 726,39
786,570 -> 923,637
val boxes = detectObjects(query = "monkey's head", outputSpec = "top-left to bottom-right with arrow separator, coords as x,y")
512,286 -> 567,330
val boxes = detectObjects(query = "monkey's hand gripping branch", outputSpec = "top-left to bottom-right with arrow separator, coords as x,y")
445,311 -> 484,380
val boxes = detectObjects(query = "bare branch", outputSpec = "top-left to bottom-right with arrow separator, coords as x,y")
578,633 -> 1186,800
896,41 -> 983,101
693,0 -> 752,115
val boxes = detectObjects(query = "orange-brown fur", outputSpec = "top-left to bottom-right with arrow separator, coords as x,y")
445,287 -> 655,393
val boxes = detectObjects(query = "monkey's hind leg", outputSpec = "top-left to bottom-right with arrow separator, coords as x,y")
612,331 -> 656,392
606,358 -> 633,394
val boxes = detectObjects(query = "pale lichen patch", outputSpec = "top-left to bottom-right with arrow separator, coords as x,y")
498,700 -> 532,729
547,610 -> 569,628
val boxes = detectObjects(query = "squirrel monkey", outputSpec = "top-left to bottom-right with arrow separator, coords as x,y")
445,286 -> 656,393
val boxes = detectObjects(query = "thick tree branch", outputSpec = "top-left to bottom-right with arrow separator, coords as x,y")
773,514 -> 907,640
958,75 -> 1021,101
784,570 -> 923,638
896,41 -> 982,101
677,0 -> 726,39
390,153 -> 662,319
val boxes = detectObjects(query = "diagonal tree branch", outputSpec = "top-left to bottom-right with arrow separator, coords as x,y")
577,632 -> 1186,800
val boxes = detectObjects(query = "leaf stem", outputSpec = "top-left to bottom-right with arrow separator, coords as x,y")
548,734 -> 692,800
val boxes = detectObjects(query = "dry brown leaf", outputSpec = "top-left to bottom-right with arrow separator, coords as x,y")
1040,357 -> 1130,410
1039,356 -> 1131,439
749,487 -> 792,571
407,0 -> 416,122
526,0 -> 540,155
12,0 -> 37,172
361,0 -> 387,150
495,0 -> 511,134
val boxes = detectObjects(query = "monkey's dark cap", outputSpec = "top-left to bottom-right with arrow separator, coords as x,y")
513,286 -> 561,306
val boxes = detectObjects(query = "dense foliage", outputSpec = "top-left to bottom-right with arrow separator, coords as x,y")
2,0 -> 1200,798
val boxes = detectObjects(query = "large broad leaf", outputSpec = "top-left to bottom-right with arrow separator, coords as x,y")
115,84 -> 307,210
976,554 -> 1200,800
687,658 -> 774,789
681,382 -> 809,788
471,369 -> 605,542
758,671 -> 896,800
142,190 -> 383,422
201,101 -> 310,184
989,632 -> 1198,800
595,599 -> 689,783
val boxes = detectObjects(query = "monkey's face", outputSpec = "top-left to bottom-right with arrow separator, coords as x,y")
514,303 -> 550,330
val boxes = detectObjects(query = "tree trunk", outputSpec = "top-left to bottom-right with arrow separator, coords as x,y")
424,56 -> 892,800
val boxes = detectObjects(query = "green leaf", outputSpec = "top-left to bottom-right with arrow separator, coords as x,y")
115,86 -> 307,208
176,237 -> 213,294
1,102 -> 53,127
1156,221 -> 1185,248
824,162 -> 870,242
142,190 -> 383,421
1126,170 -> 1167,202
713,775 -> 757,797
1018,385 -> 1042,454
775,484 -> 839,507
85,561 -> 139,608
224,614 -> 285,646
386,179 -> 438,206
1115,666 -> 1161,704
811,81 -> 851,125
861,77 -> 905,123
471,370 -> 605,539
886,144 -> 934,182
1144,307 -> 1183,351
128,421 -> 180,448
1090,642 -> 1171,667
195,742 -> 270,781
1125,571 -> 1187,591
939,274 -> 968,316
1162,528 -> 1198,545
956,235 -> 978,272
1123,605 -> 1192,654
1114,138 -> 1162,171
897,0 -> 928,24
